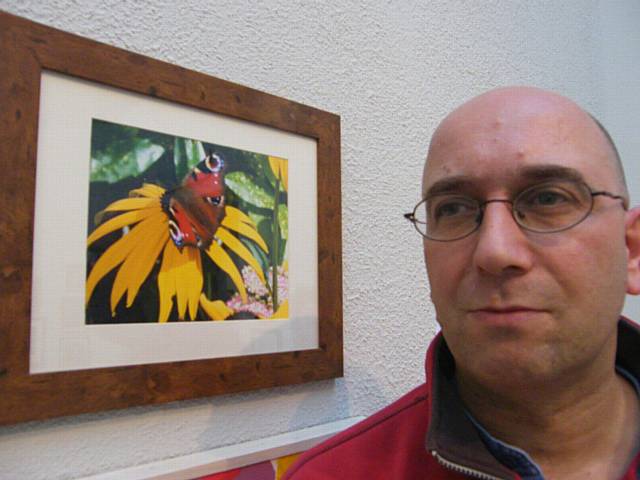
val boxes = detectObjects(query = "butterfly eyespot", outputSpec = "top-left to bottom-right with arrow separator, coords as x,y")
168,220 -> 184,245
204,153 -> 224,173
206,196 -> 222,206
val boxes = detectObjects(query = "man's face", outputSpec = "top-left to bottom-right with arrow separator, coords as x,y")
423,89 -> 630,387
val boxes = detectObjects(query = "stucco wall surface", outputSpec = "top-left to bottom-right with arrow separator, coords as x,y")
0,1 -> 638,479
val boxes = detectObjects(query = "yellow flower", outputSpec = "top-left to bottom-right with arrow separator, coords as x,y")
268,299 -> 289,319
269,156 -> 288,191
199,295 -> 233,321
86,183 -> 268,322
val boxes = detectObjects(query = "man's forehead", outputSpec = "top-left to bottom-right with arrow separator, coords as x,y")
422,87 -> 619,194
435,86 -> 579,126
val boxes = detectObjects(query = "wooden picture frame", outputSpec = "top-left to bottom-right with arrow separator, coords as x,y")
0,11 -> 342,425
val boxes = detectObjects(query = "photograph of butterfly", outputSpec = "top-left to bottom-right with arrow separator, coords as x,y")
85,119 -> 289,324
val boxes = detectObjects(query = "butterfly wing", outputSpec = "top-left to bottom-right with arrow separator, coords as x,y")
183,152 -> 225,198
164,195 -> 198,248
162,152 -> 226,249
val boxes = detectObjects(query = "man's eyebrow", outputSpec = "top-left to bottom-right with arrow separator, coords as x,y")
516,165 -> 586,184
423,176 -> 475,198
423,165 -> 587,198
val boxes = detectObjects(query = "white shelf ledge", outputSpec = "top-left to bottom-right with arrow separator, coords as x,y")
80,416 -> 364,480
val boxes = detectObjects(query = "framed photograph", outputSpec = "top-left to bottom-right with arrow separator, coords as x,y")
0,11 -> 342,425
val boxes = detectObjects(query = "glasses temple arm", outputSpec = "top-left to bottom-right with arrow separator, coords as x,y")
591,191 -> 629,210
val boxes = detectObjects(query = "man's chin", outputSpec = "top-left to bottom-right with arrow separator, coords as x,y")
455,343 -> 563,387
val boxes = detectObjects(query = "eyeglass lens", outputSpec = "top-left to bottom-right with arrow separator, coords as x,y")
413,180 -> 594,241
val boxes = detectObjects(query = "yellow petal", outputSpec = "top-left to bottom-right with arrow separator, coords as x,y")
269,156 -> 288,192
174,247 -> 192,320
224,205 -> 255,225
199,294 -> 232,321
157,242 -> 179,323
173,251 -> 187,319
108,214 -> 166,313
222,208 -> 268,253
216,227 -> 266,284
163,247 -> 203,321
102,197 -> 158,213
186,249 -> 203,320
123,217 -> 169,307
269,156 -> 281,178
86,216 -> 152,306
205,242 -> 247,303
270,299 -> 289,319
129,183 -> 166,198
88,207 -> 160,246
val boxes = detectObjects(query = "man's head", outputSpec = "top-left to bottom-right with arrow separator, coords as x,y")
421,86 -> 640,390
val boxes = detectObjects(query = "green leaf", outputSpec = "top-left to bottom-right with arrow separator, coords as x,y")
278,238 -> 287,265
278,204 -> 288,240
241,236 -> 269,273
248,211 -> 269,229
187,139 -> 205,169
226,172 -> 275,209
174,137 -> 189,180
90,119 -> 171,183
90,139 -> 164,183
262,155 -> 279,189
133,140 -> 164,173
257,218 -> 274,255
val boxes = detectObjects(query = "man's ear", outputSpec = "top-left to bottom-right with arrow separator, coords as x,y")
626,207 -> 640,295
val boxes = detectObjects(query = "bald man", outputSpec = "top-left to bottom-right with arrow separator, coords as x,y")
284,88 -> 640,479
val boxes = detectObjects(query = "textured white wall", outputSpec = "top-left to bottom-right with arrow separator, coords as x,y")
596,1 -> 640,319
0,1 -> 638,479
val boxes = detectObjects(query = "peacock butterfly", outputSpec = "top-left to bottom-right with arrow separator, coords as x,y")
161,151 -> 225,250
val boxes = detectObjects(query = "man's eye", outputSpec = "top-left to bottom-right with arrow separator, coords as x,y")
432,199 -> 476,219
522,189 -> 571,208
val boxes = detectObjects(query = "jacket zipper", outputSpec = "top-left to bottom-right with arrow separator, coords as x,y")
431,450 -> 506,480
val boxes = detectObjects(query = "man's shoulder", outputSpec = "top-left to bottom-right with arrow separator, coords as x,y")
283,383 -> 440,480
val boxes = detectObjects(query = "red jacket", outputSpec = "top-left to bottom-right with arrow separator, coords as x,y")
284,320 -> 640,479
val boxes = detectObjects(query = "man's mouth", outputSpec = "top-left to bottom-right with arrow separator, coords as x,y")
472,306 -> 544,313
467,306 -> 548,323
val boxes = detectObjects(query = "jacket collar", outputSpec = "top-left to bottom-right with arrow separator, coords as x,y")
424,332 -> 516,478
424,318 -> 640,479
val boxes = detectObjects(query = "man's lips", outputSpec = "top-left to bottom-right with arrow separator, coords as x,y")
470,306 -> 546,313
467,306 -> 548,323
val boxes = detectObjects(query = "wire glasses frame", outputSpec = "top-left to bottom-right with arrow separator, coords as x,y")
404,180 -> 628,242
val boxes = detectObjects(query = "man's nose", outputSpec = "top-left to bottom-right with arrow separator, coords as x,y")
471,201 -> 534,276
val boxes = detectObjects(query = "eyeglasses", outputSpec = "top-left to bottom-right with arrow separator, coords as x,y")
404,179 -> 627,242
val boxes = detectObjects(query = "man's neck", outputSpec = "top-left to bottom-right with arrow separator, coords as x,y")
457,365 -> 640,479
